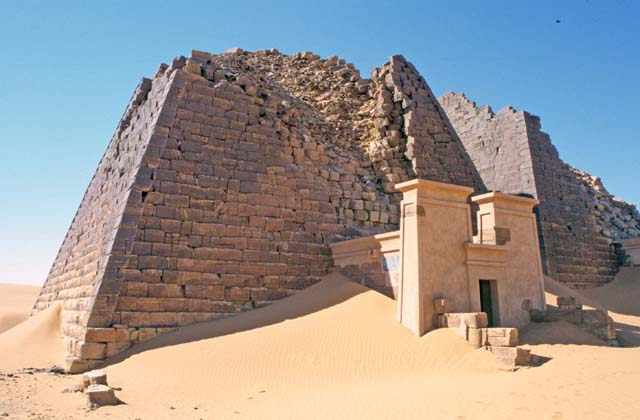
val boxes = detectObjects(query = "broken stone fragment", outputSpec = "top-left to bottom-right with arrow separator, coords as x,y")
299,51 -> 319,60
184,59 -> 202,75
489,346 -> 531,367
191,49 -> 213,61
334,68 -> 351,78
225,47 -> 244,55
83,370 -> 108,389
236,75 -> 251,87
65,357 -> 97,374
155,63 -> 169,77
169,56 -> 186,71
86,384 -> 119,407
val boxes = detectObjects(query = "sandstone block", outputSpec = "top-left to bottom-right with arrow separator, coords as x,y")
65,357 -> 97,374
582,309 -> 607,326
114,326 -> 131,342
185,284 -> 225,300
467,327 -> 484,348
125,282 -> 148,297
87,384 -> 119,407
147,283 -> 183,298
489,346 -> 531,367
442,312 -> 488,328
83,370 -> 108,389
149,312 -> 178,326
106,341 -> 132,358
225,47 -> 244,55
485,328 -> 518,347
228,287 -> 251,302
78,342 -> 106,360
85,328 -> 116,343
137,328 -> 158,342
530,308 -> 583,324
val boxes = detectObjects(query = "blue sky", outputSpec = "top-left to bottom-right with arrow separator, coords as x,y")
0,0 -> 638,285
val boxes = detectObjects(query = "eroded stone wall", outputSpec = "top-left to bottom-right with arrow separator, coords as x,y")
440,92 -> 631,287
438,93 -> 535,195
34,70 -> 178,362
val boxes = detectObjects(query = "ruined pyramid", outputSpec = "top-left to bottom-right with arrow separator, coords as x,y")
440,93 -> 637,285
33,48 -> 637,371
33,49 -> 485,371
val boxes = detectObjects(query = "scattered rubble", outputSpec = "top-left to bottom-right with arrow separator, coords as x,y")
437,312 -> 532,367
86,384 -> 119,408
572,167 -> 640,240
530,296 -> 617,345
82,370 -> 108,388
83,370 -> 119,408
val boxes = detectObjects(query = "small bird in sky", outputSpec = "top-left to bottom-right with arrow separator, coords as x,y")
556,19 -> 561,23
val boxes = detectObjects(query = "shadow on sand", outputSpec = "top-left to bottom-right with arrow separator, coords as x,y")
614,321 -> 640,347
577,267 -> 640,317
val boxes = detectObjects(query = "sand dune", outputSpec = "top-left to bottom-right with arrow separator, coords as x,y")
0,303 -> 65,371
0,283 -> 41,334
0,283 -> 65,372
99,273 -> 503,417
1,270 -> 640,419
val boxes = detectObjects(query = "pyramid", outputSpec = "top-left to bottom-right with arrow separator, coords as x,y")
33,49 -> 485,371
440,92 -> 632,287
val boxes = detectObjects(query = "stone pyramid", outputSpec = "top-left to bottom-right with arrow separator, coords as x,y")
33,48 -> 485,371
440,92 -> 632,287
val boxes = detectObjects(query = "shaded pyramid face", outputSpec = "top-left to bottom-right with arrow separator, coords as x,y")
439,92 -> 626,287
33,49 -> 485,370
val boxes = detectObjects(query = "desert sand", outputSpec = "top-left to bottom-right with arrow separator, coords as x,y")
0,283 -> 40,334
1,269 -> 640,419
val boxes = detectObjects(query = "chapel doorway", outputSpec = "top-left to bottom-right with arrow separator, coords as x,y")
479,279 -> 499,327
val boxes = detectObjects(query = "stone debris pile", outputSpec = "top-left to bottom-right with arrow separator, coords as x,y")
572,168 -> 640,240
437,312 -> 531,367
530,296 -> 617,345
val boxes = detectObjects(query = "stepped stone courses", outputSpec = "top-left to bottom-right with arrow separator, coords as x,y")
439,92 -> 637,287
33,49 -> 485,371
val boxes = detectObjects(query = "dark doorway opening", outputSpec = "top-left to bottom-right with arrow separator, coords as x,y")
479,280 -> 499,327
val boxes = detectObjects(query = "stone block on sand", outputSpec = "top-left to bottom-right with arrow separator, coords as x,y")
489,346 -> 531,367
83,370 -> 108,389
486,328 -> 519,347
86,384 -> 119,407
